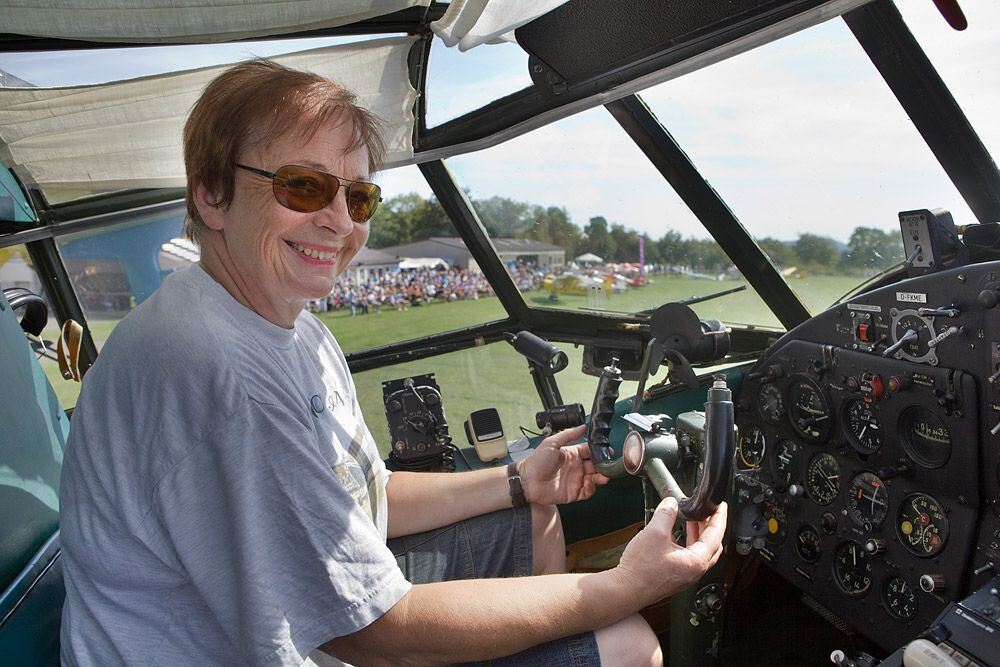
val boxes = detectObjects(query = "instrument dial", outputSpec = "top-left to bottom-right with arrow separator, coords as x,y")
846,472 -> 888,530
757,382 -> 785,425
900,407 -> 952,469
834,541 -> 873,596
738,424 -> 767,469
772,439 -> 804,485
890,310 -> 935,362
796,525 -> 821,563
844,399 -> 882,454
787,375 -> 832,443
805,453 -> 841,506
897,493 -> 949,557
883,577 -> 918,622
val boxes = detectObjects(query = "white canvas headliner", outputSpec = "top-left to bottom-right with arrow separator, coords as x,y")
0,38 -> 419,195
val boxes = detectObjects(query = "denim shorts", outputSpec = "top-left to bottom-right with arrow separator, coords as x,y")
387,505 -> 601,666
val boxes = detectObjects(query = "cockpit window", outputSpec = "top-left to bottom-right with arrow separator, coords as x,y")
897,2 -> 999,161
642,16 -> 984,310
444,106 -> 787,329
424,40 -> 531,128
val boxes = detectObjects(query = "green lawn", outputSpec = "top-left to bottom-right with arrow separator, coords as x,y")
41,273 -> 863,456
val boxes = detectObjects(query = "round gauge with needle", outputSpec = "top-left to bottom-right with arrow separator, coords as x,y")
757,382 -> 785,425
738,424 -> 767,469
796,525 -> 821,563
897,493 -> 949,557
883,577 -> 918,621
805,452 -> 841,505
846,472 -> 888,529
772,439 -> 804,485
844,398 -> 882,454
834,541 -> 872,596
786,375 -> 832,443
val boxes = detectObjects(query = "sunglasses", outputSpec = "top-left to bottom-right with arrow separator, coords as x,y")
236,163 -> 382,223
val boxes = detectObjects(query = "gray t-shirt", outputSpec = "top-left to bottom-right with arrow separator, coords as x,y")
60,265 -> 410,666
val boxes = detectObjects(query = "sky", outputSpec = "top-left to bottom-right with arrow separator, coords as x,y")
0,2 -> 996,244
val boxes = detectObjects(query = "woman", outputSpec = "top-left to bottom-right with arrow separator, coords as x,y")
59,59 -> 725,666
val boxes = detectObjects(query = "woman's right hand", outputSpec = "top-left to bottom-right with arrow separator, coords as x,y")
614,497 -> 728,607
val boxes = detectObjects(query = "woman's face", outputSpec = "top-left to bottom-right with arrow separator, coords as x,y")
209,120 -> 371,323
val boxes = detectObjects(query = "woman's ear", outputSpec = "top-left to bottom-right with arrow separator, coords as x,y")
194,181 -> 226,231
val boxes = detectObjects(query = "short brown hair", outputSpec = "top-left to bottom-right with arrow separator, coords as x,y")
182,59 -> 386,243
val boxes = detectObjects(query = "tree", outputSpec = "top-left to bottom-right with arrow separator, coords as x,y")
580,216 -> 616,260
473,196 -> 534,237
794,233 -> 840,270
841,227 -> 904,273
526,206 -> 582,259
609,223 -> 639,263
656,230 -> 685,266
686,239 -> 730,273
758,237 -> 797,269
368,193 -> 452,248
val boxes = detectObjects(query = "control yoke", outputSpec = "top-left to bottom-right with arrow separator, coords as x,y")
587,361 -> 735,520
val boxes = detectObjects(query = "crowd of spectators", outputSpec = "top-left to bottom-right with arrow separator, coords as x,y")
310,267 -> 494,316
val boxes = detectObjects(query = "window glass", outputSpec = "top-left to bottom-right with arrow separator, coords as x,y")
897,2 -> 999,162
1,168 -> 34,223
56,204 -> 187,343
53,179 -> 511,358
445,107 -> 785,329
641,17 -> 982,313
0,244 -> 81,407
425,41 -> 532,128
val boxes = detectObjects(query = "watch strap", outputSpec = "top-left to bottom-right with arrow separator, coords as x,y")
507,462 -> 527,508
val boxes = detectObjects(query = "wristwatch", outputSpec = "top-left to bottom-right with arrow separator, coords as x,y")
507,462 -> 526,508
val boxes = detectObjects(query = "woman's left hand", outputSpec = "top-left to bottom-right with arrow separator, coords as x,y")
518,424 -> 610,505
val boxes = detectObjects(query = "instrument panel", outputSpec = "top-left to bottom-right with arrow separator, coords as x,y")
734,262 -> 1000,652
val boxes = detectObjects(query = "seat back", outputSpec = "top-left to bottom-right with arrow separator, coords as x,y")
0,289 -> 70,665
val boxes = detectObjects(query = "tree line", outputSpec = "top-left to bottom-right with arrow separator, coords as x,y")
370,193 -> 904,275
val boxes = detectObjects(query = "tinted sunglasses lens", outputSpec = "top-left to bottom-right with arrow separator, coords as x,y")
347,182 -> 382,222
272,165 -> 336,213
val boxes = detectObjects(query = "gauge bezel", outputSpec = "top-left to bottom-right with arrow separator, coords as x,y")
785,374 -> 833,443
882,576 -> 918,622
757,381 -> 786,425
898,406 -> 952,469
895,492 -> 949,558
889,308 -> 937,365
833,540 -> 873,597
845,471 -> 889,530
842,398 -> 882,455
805,452 -> 841,506
795,525 -> 822,563
737,424 -> 767,469
771,438 -> 803,485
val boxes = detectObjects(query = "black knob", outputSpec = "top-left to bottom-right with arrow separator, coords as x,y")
820,512 -> 837,534
979,289 -> 1000,309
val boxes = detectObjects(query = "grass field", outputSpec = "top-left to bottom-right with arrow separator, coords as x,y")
40,273 -> 860,455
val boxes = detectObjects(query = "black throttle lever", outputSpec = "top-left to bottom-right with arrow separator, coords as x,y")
587,358 -> 622,465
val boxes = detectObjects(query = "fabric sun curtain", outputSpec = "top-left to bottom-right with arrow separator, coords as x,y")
2,0 -> 429,43
0,38 -> 419,196
430,0 -> 571,51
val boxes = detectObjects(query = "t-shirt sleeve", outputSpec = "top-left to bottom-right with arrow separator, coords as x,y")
138,397 -> 411,666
